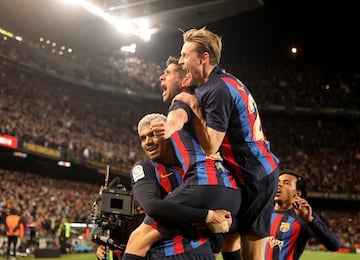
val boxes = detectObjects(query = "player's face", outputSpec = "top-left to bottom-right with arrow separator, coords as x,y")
159,63 -> 182,103
179,41 -> 205,84
274,174 -> 299,203
138,124 -> 169,161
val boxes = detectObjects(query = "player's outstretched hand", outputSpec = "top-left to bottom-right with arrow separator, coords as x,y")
293,196 -> 314,222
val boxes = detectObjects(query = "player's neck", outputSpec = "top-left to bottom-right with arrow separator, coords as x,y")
274,200 -> 293,211
203,64 -> 216,83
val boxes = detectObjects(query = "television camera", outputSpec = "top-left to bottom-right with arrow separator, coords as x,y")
90,165 -> 134,251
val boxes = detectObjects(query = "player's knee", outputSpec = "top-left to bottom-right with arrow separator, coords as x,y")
126,225 -> 162,255
241,236 -> 267,260
222,233 -> 241,252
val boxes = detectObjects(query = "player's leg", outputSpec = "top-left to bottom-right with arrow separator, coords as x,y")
164,185 -> 241,218
123,222 -> 162,258
241,235 -> 267,260
164,185 -> 242,258
221,233 -> 241,260
237,169 -> 279,260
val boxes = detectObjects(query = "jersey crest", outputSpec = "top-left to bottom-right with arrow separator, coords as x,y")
280,222 -> 290,233
131,165 -> 145,182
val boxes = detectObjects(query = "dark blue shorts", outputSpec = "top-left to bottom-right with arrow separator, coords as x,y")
148,242 -> 215,260
144,185 -> 241,238
237,169 -> 279,237
164,185 -> 241,215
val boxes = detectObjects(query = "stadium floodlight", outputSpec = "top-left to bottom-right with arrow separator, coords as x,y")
120,43 -> 136,54
13,151 -> 28,158
0,27 -> 22,42
60,0 -> 156,41
57,160 -> 71,167
15,36 -> 23,42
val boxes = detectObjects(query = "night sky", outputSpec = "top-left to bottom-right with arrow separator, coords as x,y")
136,0 -> 359,68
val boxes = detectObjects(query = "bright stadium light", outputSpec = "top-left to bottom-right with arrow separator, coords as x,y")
57,160 -> 71,167
13,151 -> 27,158
121,43 -> 136,54
15,36 -> 23,42
60,0 -> 156,41
134,18 -> 156,41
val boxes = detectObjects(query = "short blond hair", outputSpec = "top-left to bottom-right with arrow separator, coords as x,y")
137,113 -> 166,135
182,27 -> 222,65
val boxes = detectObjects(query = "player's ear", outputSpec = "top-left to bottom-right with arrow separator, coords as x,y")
182,71 -> 191,85
200,52 -> 209,64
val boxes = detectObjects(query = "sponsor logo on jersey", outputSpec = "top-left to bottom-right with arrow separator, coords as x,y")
267,236 -> 284,250
160,172 -> 174,178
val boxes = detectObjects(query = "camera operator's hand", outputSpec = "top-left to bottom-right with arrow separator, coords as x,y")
96,245 -> 106,260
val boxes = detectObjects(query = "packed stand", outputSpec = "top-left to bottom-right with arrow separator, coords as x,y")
0,168 -> 359,254
1,57 -> 359,194
0,168 -> 99,256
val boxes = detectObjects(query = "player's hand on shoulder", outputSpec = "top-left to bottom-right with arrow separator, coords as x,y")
172,92 -> 198,108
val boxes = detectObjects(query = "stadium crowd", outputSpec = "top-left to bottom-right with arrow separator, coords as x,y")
0,168 -> 358,254
0,168 -> 99,255
0,30 -> 359,254
1,56 -> 358,194
1,31 -> 359,109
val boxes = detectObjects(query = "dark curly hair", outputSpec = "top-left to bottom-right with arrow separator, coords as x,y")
280,169 -> 307,199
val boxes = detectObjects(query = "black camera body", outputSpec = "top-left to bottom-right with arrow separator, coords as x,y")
91,176 -> 134,250
100,188 -> 134,217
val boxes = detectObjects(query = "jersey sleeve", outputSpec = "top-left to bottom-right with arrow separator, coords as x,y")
133,182 -> 208,224
308,212 -> 340,251
199,79 -> 232,133
169,100 -> 192,120
130,160 -> 208,223
130,160 -> 158,187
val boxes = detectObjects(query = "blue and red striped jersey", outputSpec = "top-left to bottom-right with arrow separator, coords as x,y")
265,209 -> 340,260
130,159 -> 211,257
195,66 -> 279,185
169,101 -> 238,189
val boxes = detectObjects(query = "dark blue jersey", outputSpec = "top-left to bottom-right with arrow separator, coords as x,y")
130,159 -> 211,257
195,66 -> 279,185
169,101 -> 238,189
265,209 -> 340,260
131,160 -> 184,196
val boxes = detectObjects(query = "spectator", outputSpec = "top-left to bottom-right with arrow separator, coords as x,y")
5,208 -> 24,259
